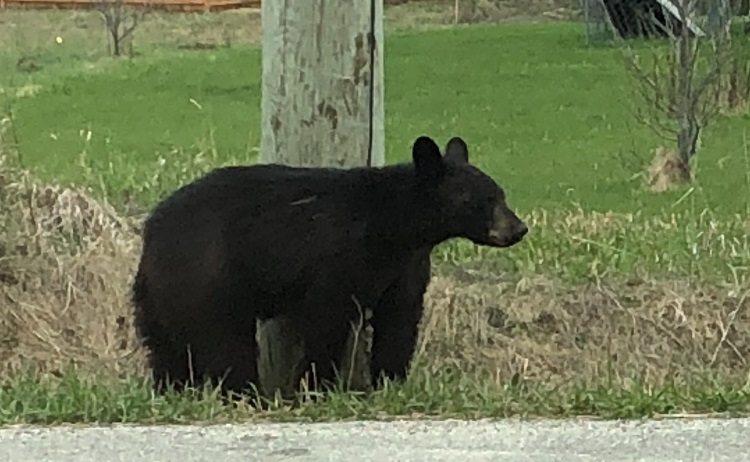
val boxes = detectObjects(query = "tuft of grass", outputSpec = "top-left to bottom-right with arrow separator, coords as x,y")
1,365 -> 246,425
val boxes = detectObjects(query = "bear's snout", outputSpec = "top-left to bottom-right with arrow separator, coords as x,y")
510,221 -> 528,243
485,206 -> 528,248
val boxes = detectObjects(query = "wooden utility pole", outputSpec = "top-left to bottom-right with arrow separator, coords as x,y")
257,0 -> 385,398
707,0 -> 731,41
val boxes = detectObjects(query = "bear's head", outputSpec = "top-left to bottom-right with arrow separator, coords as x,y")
411,135 -> 528,248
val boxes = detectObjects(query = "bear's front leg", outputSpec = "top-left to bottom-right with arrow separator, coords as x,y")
369,249 -> 432,389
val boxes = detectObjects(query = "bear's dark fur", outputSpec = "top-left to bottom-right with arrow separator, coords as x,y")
131,135 -> 528,398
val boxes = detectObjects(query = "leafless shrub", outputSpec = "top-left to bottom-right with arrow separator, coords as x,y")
613,0 -> 730,185
94,0 -> 152,57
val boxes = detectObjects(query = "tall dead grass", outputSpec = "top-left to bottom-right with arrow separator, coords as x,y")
419,274 -> 750,387
1,138 -> 749,389
0,152 -> 146,378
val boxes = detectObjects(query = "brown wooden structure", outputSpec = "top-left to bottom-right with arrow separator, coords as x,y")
0,0 -> 260,12
0,0 -> 416,12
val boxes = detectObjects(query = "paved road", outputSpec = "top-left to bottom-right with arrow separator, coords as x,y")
0,417 -> 747,461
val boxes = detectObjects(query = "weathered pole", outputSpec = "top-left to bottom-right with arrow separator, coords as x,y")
707,0 -> 731,41
257,0 -> 385,398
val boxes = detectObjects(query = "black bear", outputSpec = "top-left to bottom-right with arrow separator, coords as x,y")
131,135 -> 528,398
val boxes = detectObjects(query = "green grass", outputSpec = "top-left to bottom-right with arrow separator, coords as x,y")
2,17 -> 750,425
2,365 -> 750,425
437,208 -> 750,284
2,22 -> 748,214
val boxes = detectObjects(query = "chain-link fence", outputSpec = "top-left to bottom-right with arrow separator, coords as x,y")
581,0 -> 748,46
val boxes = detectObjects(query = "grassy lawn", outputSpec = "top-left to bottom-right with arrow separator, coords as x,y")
3,18 -> 750,214
1,7 -> 750,425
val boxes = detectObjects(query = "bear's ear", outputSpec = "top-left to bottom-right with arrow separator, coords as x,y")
444,137 -> 469,164
412,135 -> 445,180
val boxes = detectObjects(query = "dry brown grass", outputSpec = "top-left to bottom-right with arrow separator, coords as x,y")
0,153 -> 147,378
0,0 -> 580,57
453,0 -> 580,25
2,150 -> 749,390
420,274 -> 750,388
0,8 -> 262,53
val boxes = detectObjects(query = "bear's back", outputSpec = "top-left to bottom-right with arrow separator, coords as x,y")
138,162 -> 422,321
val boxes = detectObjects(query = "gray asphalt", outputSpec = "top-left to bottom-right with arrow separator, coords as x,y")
0,417 -> 747,461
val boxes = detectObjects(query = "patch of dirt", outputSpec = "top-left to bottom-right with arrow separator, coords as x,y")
645,146 -> 692,193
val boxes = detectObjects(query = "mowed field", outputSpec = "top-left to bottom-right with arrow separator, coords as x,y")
1,3 -> 750,424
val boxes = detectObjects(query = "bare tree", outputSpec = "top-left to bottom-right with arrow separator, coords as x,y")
94,0 -> 151,57
613,0 -> 730,187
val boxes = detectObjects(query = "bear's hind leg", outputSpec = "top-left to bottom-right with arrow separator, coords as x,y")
134,305 -> 192,394
185,318 -> 260,399
148,335 -> 191,394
